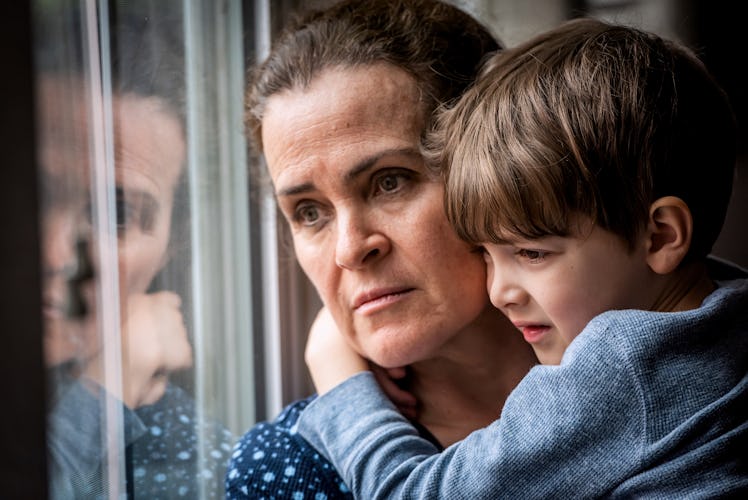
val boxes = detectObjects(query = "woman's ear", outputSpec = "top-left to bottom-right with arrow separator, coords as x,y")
645,196 -> 693,274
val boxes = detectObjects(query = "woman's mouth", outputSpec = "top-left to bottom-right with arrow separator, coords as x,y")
43,299 -> 66,320
353,287 -> 414,315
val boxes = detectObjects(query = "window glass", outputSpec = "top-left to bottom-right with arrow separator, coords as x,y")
29,0 -> 746,498
34,0 -> 254,497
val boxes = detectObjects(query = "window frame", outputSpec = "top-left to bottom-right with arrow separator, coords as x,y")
0,1 -> 48,497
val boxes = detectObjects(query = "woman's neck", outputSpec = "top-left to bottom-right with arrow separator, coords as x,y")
407,306 -> 537,447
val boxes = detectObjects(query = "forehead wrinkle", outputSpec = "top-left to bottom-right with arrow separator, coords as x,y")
344,147 -> 422,181
277,180 -> 315,197
276,147 -> 422,198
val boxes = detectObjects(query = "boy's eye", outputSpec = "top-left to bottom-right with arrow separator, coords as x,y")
517,248 -> 548,262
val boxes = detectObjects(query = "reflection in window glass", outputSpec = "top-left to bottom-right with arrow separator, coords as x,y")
34,0 -> 252,497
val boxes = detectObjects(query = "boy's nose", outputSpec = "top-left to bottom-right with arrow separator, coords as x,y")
486,261 -> 526,311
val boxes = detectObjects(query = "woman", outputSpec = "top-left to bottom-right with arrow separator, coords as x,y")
225,0 -> 537,497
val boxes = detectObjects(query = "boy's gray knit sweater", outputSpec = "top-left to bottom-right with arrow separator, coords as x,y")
298,276 -> 748,499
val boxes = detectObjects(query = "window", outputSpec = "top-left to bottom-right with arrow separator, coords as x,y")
2,0 -> 743,498
32,0 -> 284,497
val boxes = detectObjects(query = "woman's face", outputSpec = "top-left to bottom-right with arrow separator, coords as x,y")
40,84 -> 185,366
263,64 -> 491,367
112,95 -> 185,296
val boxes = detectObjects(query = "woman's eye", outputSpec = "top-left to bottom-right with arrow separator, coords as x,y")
114,188 -> 157,235
372,170 -> 412,196
294,203 -> 321,226
378,174 -> 399,192
115,188 -> 138,233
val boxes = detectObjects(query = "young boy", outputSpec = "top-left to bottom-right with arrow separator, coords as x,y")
296,17 -> 748,498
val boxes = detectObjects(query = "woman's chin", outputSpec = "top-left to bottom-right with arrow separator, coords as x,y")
364,346 -> 419,370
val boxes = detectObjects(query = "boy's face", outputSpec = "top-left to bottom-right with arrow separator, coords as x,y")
481,218 -> 653,365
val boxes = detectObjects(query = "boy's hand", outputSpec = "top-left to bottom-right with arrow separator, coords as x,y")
371,364 -> 418,420
305,307 -> 368,395
305,307 -> 418,418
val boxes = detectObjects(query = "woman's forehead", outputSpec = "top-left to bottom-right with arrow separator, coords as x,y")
262,64 -> 425,188
265,64 -> 421,130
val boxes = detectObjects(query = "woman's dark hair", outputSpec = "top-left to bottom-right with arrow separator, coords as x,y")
245,0 -> 501,152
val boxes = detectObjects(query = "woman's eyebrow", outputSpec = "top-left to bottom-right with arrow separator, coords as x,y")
277,181 -> 315,197
276,147 -> 421,198
344,147 -> 421,182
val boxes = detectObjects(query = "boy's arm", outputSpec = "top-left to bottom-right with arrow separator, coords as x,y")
305,307 -> 418,418
298,372 -> 443,498
304,307 -> 369,394
299,331 -> 644,499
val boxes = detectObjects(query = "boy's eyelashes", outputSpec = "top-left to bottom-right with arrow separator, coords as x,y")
515,248 -> 549,263
471,242 -> 551,263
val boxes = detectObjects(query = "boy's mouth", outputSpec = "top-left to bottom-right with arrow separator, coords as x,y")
513,322 -> 550,344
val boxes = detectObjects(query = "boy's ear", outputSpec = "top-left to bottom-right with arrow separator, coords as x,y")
644,196 -> 692,274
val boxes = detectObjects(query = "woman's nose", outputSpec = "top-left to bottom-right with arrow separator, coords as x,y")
43,212 -> 77,276
334,213 -> 390,270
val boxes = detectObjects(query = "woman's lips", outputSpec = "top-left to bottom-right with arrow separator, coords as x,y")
43,299 -> 66,320
353,287 -> 414,315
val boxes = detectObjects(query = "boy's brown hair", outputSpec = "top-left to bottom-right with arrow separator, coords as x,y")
434,17 -> 736,262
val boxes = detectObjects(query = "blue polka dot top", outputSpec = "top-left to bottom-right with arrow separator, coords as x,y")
226,395 -> 443,499
225,396 -> 352,499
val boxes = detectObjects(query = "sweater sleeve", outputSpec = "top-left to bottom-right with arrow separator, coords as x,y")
298,338 -> 646,499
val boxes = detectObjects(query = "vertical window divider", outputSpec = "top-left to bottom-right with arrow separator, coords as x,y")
252,0 -> 286,421
85,0 -> 126,496
184,1 -> 256,489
